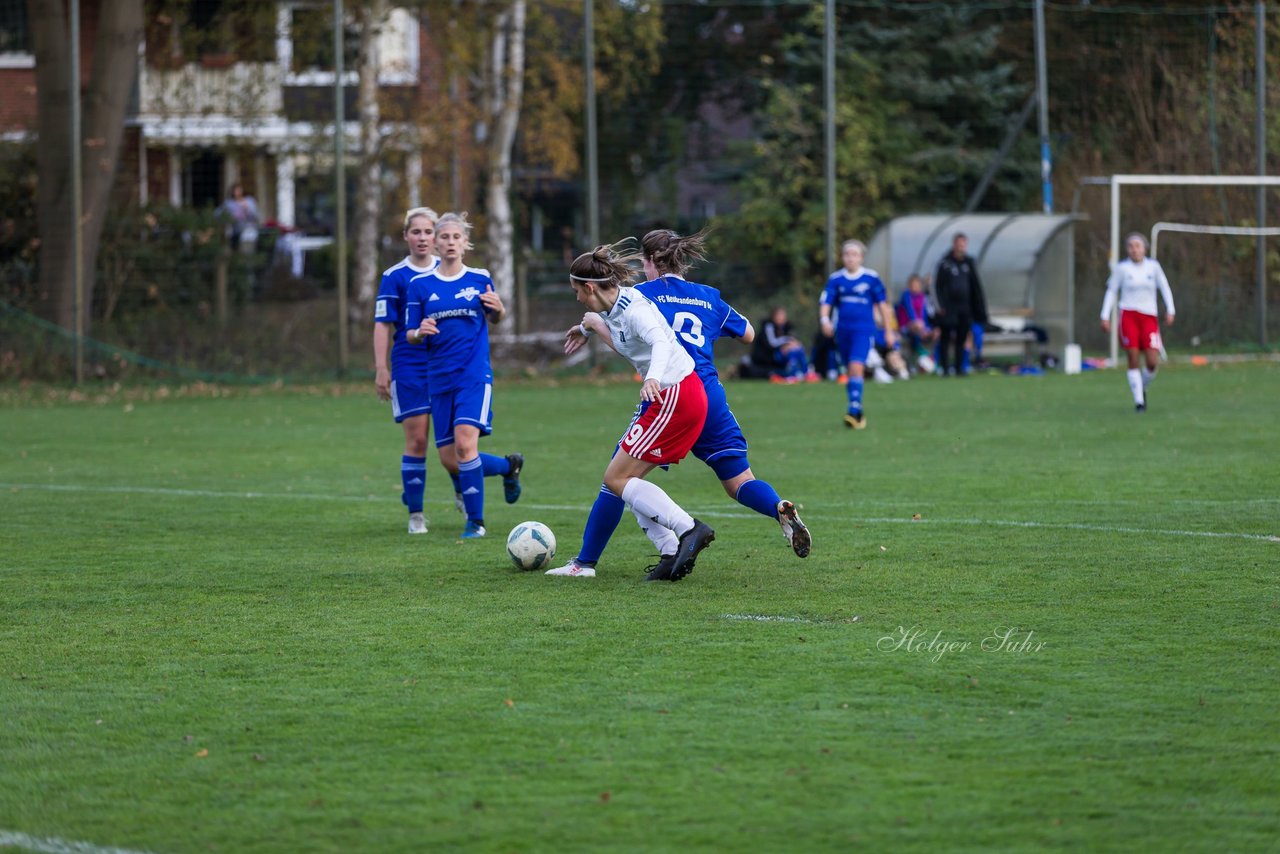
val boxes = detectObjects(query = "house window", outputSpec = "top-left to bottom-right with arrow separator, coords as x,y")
280,3 -> 418,86
0,0 -> 33,68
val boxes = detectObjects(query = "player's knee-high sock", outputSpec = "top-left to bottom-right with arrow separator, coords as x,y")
621,478 -> 694,537
962,347 -> 971,373
457,455 -> 484,522
632,504 -> 679,556
847,376 -> 864,416
735,478 -> 782,519
401,455 -> 426,514
578,484 -> 625,565
449,472 -> 462,494
479,453 -> 510,477
1127,368 -> 1144,405
1141,366 -> 1156,388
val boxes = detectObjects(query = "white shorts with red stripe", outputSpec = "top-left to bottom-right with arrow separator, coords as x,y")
617,372 -> 708,465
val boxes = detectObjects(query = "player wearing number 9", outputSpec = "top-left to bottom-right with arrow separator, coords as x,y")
550,241 -> 715,581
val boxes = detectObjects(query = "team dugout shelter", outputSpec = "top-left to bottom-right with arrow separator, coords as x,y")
865,213 -> 1079,360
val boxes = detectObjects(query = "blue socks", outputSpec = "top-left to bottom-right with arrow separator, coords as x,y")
479,453 -> 511,477
401,455 -> 426,514
847,376 -> 864,417
577,484 -> 626,565
457,455 -> 484,523
736,478 -> 781,519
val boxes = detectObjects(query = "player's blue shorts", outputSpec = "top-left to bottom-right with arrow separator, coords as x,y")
837,327 -> 875,366
691,376 -> 750,481
390,377 -> 431,423
430,381 -> 494,447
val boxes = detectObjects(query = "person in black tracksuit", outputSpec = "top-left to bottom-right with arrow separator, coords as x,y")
931,232 -> 989,376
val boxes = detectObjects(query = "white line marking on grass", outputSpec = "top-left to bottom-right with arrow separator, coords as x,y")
721,613 -> 813,623
5,483 -> 1276,543
856,516 -> 1280,544
0,830 -> 157,854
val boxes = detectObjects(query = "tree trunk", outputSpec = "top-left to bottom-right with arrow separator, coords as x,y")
485,0 -> 526,316
28,0 -> 143,333
353,0 -> 389,326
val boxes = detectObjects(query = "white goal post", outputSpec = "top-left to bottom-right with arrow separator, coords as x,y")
1104,175 -> 1280,363
1149,222 -> 1280,259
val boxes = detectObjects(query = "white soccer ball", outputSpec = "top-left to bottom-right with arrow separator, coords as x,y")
506,521 -> 557,571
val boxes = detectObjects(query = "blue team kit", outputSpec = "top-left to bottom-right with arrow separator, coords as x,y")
404,266 -> 497,446
636,276 -> 753,480
822,268 -> 886,365
374,256 -> 439,422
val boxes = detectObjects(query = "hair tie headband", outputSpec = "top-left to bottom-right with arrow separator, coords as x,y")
569,274 -> 614,282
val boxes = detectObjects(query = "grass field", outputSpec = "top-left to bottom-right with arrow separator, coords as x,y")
2,362 -> 1278,853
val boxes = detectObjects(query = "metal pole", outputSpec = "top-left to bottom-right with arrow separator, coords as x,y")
584,0 -> 599,247
334,0 -> 349,376
1256,1 -> 1267,348
1109,178 -> 1120,366
1034,0 -> 1052,214
824,0 -> 836,273
71,0 -> 83,385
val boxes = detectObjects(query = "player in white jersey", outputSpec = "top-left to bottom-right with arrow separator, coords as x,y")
1100,233 -> 1175,412
548,242 -> 715,581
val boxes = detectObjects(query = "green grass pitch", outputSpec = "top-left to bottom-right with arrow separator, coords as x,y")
2,362 -> 1278,852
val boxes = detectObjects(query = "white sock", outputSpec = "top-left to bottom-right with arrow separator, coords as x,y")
621,478 -> 694,538
632,505 -> 678,555
1141,367 -> 1156,388
1127,368 -> 1145,405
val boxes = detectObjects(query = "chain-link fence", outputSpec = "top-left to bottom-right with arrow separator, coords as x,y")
2,0 -> 1276,383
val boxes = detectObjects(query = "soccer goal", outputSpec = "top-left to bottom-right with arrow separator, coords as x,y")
1100,174 -> 1280,363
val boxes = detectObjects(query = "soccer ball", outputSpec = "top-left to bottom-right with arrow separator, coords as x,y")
506,521 -> 556,571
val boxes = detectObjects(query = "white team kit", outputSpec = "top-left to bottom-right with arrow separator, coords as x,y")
1100,256 -> 1175,411
1101,257 -> 1175,319
592,287 -> 695,387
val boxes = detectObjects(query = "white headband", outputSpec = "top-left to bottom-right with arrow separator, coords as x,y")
569,274 -> 613,282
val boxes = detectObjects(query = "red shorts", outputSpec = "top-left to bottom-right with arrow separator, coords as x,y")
618,372 -> 708,465
1120,310 -> 1162,351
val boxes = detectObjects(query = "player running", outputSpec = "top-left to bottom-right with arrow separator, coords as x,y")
548,241 -> 715,581
625,228 -> 810,578
819,239 -> 897,429
404,212 -> 523,539
1100,232 -> 1175,412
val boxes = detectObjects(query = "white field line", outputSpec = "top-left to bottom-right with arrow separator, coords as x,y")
0,830 -> 156,854
3,482 -> 1277,544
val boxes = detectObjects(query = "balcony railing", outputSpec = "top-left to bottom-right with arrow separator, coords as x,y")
138,61 -> 283,118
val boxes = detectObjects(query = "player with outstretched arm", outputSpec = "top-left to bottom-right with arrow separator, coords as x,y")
404,212 -> 523,539
1100,232 -> 1175,412
549,241 -> 715,581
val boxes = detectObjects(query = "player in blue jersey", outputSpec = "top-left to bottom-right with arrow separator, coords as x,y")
404,212 -> 523,540
373,207 -> 446,534
574,228 -> 811,581
819,239 -> 897,429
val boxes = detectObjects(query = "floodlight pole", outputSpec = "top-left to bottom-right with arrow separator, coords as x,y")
1256,1 -> 1267,348
334,0 -> 349,376
823,0 -> 836,273
1034,0 -> 1052,214
584,0 -> 599,247
71,0 -> 84,385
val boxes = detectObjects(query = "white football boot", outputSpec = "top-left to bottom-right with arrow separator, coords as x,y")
407,512 -> 428,535
545,560 -> 596,578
